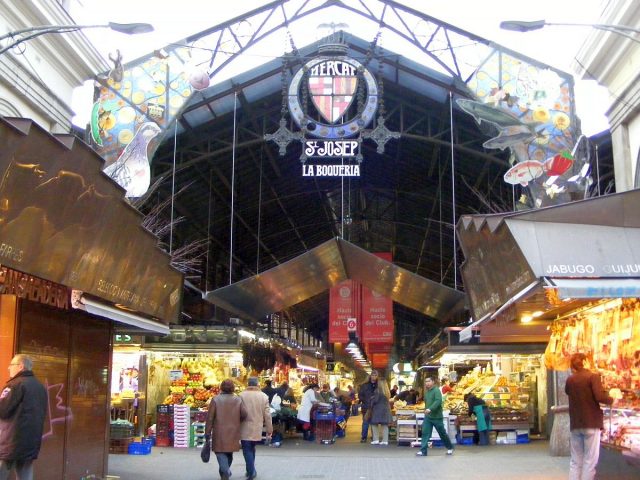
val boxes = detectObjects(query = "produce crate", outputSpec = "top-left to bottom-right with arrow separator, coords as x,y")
109,438 -> 132,454
128,442 -> 152,455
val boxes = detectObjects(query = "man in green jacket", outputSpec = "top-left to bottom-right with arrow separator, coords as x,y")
416,377 -> 454,456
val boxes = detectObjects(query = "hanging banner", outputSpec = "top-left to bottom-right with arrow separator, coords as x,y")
329,279 -> 357,343
361,253 -> 394,343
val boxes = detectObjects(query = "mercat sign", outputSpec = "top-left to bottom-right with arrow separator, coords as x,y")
265,38 -> 399,177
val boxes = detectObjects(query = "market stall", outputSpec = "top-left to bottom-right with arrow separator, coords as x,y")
544,298 -> 640,452
456,189 -> 640,470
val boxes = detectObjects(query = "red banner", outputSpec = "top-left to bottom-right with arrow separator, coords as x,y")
328,280 -> 357,343
361,253 -> 394,344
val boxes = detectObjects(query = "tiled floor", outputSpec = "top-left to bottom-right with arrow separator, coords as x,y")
108,415 -> 574,479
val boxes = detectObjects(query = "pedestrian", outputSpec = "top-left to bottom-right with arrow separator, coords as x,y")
440,377 -> 453,396
358,370 -> 379,442
565,353 -> 614,480
347,385 -> 356,401
297,383 -> 320,441
464,392 -> 492,445
205,379 -> 248,480
240,377 -> 273,479
319,383 -> 334,403
261,379 -> 277,404
416,377 -> 453,457
0,354 -> 48,480
390,384 -> 398,398
369,379 -> 393,445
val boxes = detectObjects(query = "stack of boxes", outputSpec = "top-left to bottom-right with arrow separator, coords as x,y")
173,404 -> 191,448
156,405 -> 173,447
192,410 -> 208,448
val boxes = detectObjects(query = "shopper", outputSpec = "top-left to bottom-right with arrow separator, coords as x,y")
397,387 -> 418,405
416,377 -> 453,457
0,354 -> 48,480
275,381 -> 289,401
319,383 -> 335,403
297,383 -> 320,441
440,377 -> 453,396
205,379 -> 248,480
333,387 -> 352,421
358,370 -> 379,442
261,379 -> 278,403
239,377 -> 273,479
369,379 -> 393,445
565,353 -> 614,480
464,392 -> 492,445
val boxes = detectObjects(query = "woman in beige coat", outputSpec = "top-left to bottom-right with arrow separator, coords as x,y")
239,377 -> 273,479
205,379 -> 248,480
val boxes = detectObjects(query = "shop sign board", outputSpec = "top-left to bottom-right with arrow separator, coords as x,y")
145,326 -> 239,346
0,265 -> 69,309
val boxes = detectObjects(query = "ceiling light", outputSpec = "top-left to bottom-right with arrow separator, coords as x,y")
521,315 -> 533,323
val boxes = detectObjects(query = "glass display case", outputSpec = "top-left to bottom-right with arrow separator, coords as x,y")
602,407 -> 640,450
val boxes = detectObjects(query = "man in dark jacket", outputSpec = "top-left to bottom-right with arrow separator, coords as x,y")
357,370 -> 379,443
565,353 -> 613,480
261,380 -> 278,404
0,354 -> 48,480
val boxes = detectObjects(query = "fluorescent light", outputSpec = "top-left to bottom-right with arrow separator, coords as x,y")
238,330 -> 256,339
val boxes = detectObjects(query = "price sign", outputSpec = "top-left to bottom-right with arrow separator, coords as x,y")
346,318 -> 357,332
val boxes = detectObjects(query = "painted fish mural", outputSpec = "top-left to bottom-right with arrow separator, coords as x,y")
456,99 -> 542,132
503,160 -> 545,187
482,127 -> 537,151
103,122 -> 161,198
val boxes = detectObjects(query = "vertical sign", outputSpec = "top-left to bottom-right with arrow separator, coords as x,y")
361,253 -> 394,344
329,279 -> 356,343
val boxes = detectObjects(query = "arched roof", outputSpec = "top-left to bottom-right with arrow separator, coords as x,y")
87,1 -> 612,350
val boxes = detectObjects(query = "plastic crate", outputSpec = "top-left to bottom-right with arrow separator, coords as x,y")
128,442 -> 151,455
157,404 -> 174,414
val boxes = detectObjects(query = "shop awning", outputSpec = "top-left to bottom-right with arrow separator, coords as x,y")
81,296 -> 169,335
204,237 -> 465,322
547,278 -> 640,299
457,189 -> 640,321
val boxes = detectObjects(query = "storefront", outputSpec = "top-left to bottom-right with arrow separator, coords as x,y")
456,189 -> 640,468
0,117 -> 182,479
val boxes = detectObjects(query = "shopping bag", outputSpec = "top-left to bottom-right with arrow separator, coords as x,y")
200,438 -> 211,463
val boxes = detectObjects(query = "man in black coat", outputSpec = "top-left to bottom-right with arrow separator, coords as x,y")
357,370 -> 379,443
261,379 -> 278,404
0,354 -> 48,480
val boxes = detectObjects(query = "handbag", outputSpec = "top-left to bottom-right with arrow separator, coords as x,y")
364,408 -> 372,422
200,437 -> 211,463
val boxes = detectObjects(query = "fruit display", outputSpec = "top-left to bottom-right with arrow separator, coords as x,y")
148,352 -> 246,411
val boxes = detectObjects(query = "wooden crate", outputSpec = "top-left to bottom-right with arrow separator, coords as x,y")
109,437 -> 132,454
